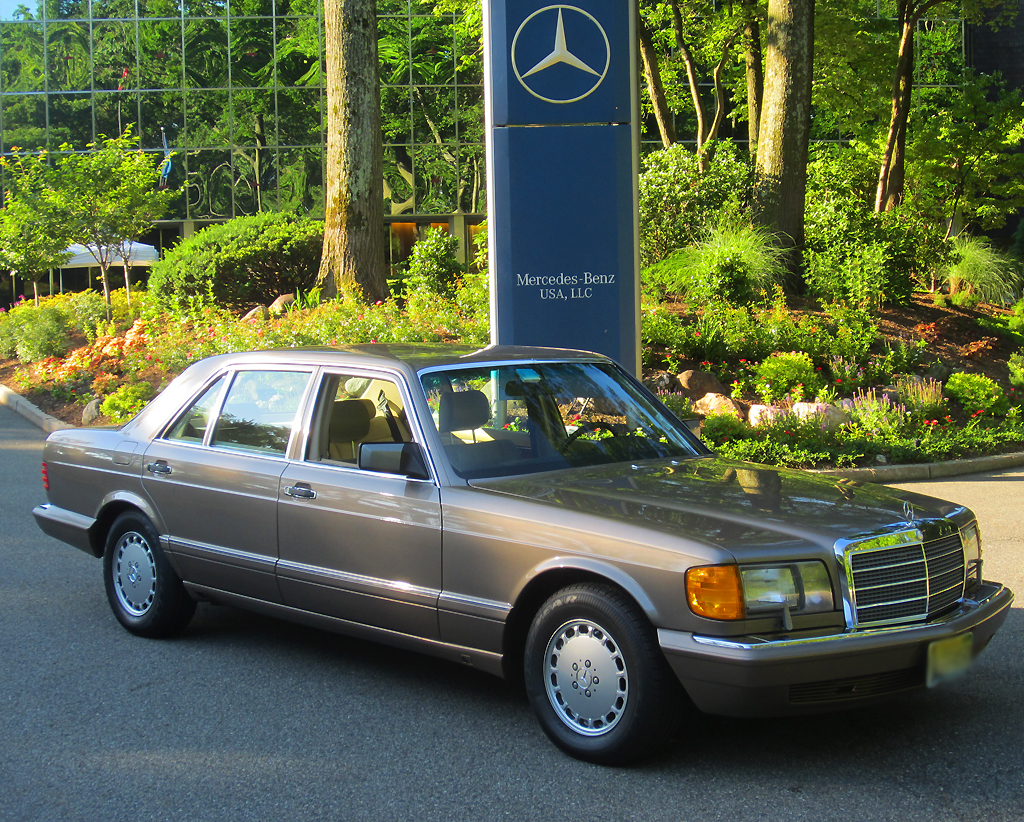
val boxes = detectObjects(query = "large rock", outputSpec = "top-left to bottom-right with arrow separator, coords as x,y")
791,401 -> 851,432
269,293 -> 295,315
242,305 -> 270,322
642,370 -> 682,394
677,370 -> 727,401
82,398 -> 103,426
748,404 -> 784,427
693,392 -> 743,419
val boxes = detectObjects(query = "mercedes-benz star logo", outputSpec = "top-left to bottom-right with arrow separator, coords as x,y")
511,5 -> 610,104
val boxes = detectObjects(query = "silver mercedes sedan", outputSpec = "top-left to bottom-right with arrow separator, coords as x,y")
33,344 -> 1014,763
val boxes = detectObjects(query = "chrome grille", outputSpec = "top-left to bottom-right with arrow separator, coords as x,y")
849,533 -> 965,627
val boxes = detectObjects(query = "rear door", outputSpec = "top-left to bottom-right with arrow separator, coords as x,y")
142,366 -> 314,601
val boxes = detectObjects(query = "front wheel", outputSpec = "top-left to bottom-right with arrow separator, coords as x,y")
103,511 -> 196,638
524,583 -> 679,764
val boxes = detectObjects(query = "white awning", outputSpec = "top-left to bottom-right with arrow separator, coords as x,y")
61,243 -> 160,268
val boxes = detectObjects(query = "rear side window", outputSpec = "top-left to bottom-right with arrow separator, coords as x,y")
210,370 -> 312,456
164,376 -> 226,443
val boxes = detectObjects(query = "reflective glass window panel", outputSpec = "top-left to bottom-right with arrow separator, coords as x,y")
183,17 -> 227,87
383,146 -> 415,215
381,85 -> 411,144
49,92 -> 95,145
413,143 -> 456,213
46,22 -> 91,91
1,94 -> 48,150
182,0 -> 226,18
139,89 -> 183,149
275,85 -> 319,145
185,89 -> 229,146
92,22 -> 139,90
185,148 -> 233,217
231,88 -> 277,145
2,23 -> 46,93
274,16 -> 321,88
229,15 -> 274,88
308,373 -> 411,464
138,19 -> 185,90
277,146 -> 323,215
93,91 -> 139,140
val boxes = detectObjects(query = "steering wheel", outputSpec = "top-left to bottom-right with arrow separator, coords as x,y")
559,420 -> 607,453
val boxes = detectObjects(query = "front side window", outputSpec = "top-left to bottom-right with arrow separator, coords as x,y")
308,372 -> 411,464
210,369 -> 312,455
419,361 -> 704,478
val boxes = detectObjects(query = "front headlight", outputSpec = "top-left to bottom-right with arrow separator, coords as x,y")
686,561 -> 835,624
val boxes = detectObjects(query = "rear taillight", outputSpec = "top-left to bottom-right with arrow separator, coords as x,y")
41,461 -> 49,491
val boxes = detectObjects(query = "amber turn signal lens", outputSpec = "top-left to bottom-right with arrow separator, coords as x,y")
686,565 -> 744,620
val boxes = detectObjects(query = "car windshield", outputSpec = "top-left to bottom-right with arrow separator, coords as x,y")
419,361 -> 704,479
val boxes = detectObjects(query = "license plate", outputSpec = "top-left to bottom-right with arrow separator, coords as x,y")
927,632 -> 973,688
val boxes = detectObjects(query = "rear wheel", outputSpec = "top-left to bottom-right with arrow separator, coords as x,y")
524,583 -> 678,764
103,511 -> 196,637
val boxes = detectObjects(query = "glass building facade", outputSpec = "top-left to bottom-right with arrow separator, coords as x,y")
0,0 -> 485,237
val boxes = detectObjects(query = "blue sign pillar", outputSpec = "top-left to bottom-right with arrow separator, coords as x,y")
484,0 -> 641,373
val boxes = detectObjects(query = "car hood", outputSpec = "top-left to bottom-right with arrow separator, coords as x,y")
471,457 -> 967,555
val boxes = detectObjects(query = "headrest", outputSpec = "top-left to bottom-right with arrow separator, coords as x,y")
438,390 -> 490,433
329,398 -> 373,441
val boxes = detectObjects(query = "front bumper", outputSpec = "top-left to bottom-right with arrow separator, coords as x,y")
659,581 -> 1014,717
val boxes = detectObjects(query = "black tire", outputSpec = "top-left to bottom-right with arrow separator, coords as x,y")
102,511 -> 196,638
524,583 -> 679,765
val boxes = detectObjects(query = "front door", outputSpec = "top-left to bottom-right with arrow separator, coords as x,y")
276,369 -> 442,638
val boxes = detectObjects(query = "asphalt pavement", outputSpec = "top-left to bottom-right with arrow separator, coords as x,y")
1,402 -> 1022,822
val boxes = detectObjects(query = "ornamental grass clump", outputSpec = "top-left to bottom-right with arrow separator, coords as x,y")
895,376 -> 945,423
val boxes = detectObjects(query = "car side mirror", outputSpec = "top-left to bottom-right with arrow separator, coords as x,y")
358,442 -> 430,480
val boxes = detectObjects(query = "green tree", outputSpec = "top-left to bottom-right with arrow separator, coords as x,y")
753,0 -> 814,280
50,128 -> 177,312
874,0 -> 1014,212
0,149 -> 73,304
908,72 -> 1024,234
318,0 -> 387,302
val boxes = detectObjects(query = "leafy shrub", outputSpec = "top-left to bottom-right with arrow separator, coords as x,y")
753,352 -> 823,403
944,372 -> 1009,415
402,227 -> 463,298
15,306 -> 70,362
805,242 -> 889,310
656,391 -> 693,419
643,223 -> 787,304
638,141 -> 752,267
940,235 -> 1020,306
100,381 -> 155,424
1009,351 -> 1024,388
148,213 -> 323,313
700,412 -> 748,444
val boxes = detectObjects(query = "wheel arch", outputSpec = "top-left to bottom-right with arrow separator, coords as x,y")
89,492 -> 163,557
501,559 -> 658,683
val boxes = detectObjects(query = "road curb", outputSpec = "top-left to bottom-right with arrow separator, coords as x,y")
810,451 -> 1024,481
3,382 -> 1024,480
0,384 -> 74,433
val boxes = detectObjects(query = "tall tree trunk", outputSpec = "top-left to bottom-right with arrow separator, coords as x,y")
318,0 -> 387,302
875,1 -> 941,212
753,0 -> 814,283
638,18 -> 675,147
740,0 -> 764,153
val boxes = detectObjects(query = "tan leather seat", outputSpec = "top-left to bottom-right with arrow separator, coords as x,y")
328,399 -> 374,462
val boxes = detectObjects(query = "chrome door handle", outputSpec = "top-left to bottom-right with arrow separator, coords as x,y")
283,484 -> 317,500
146,461 -> 172,475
